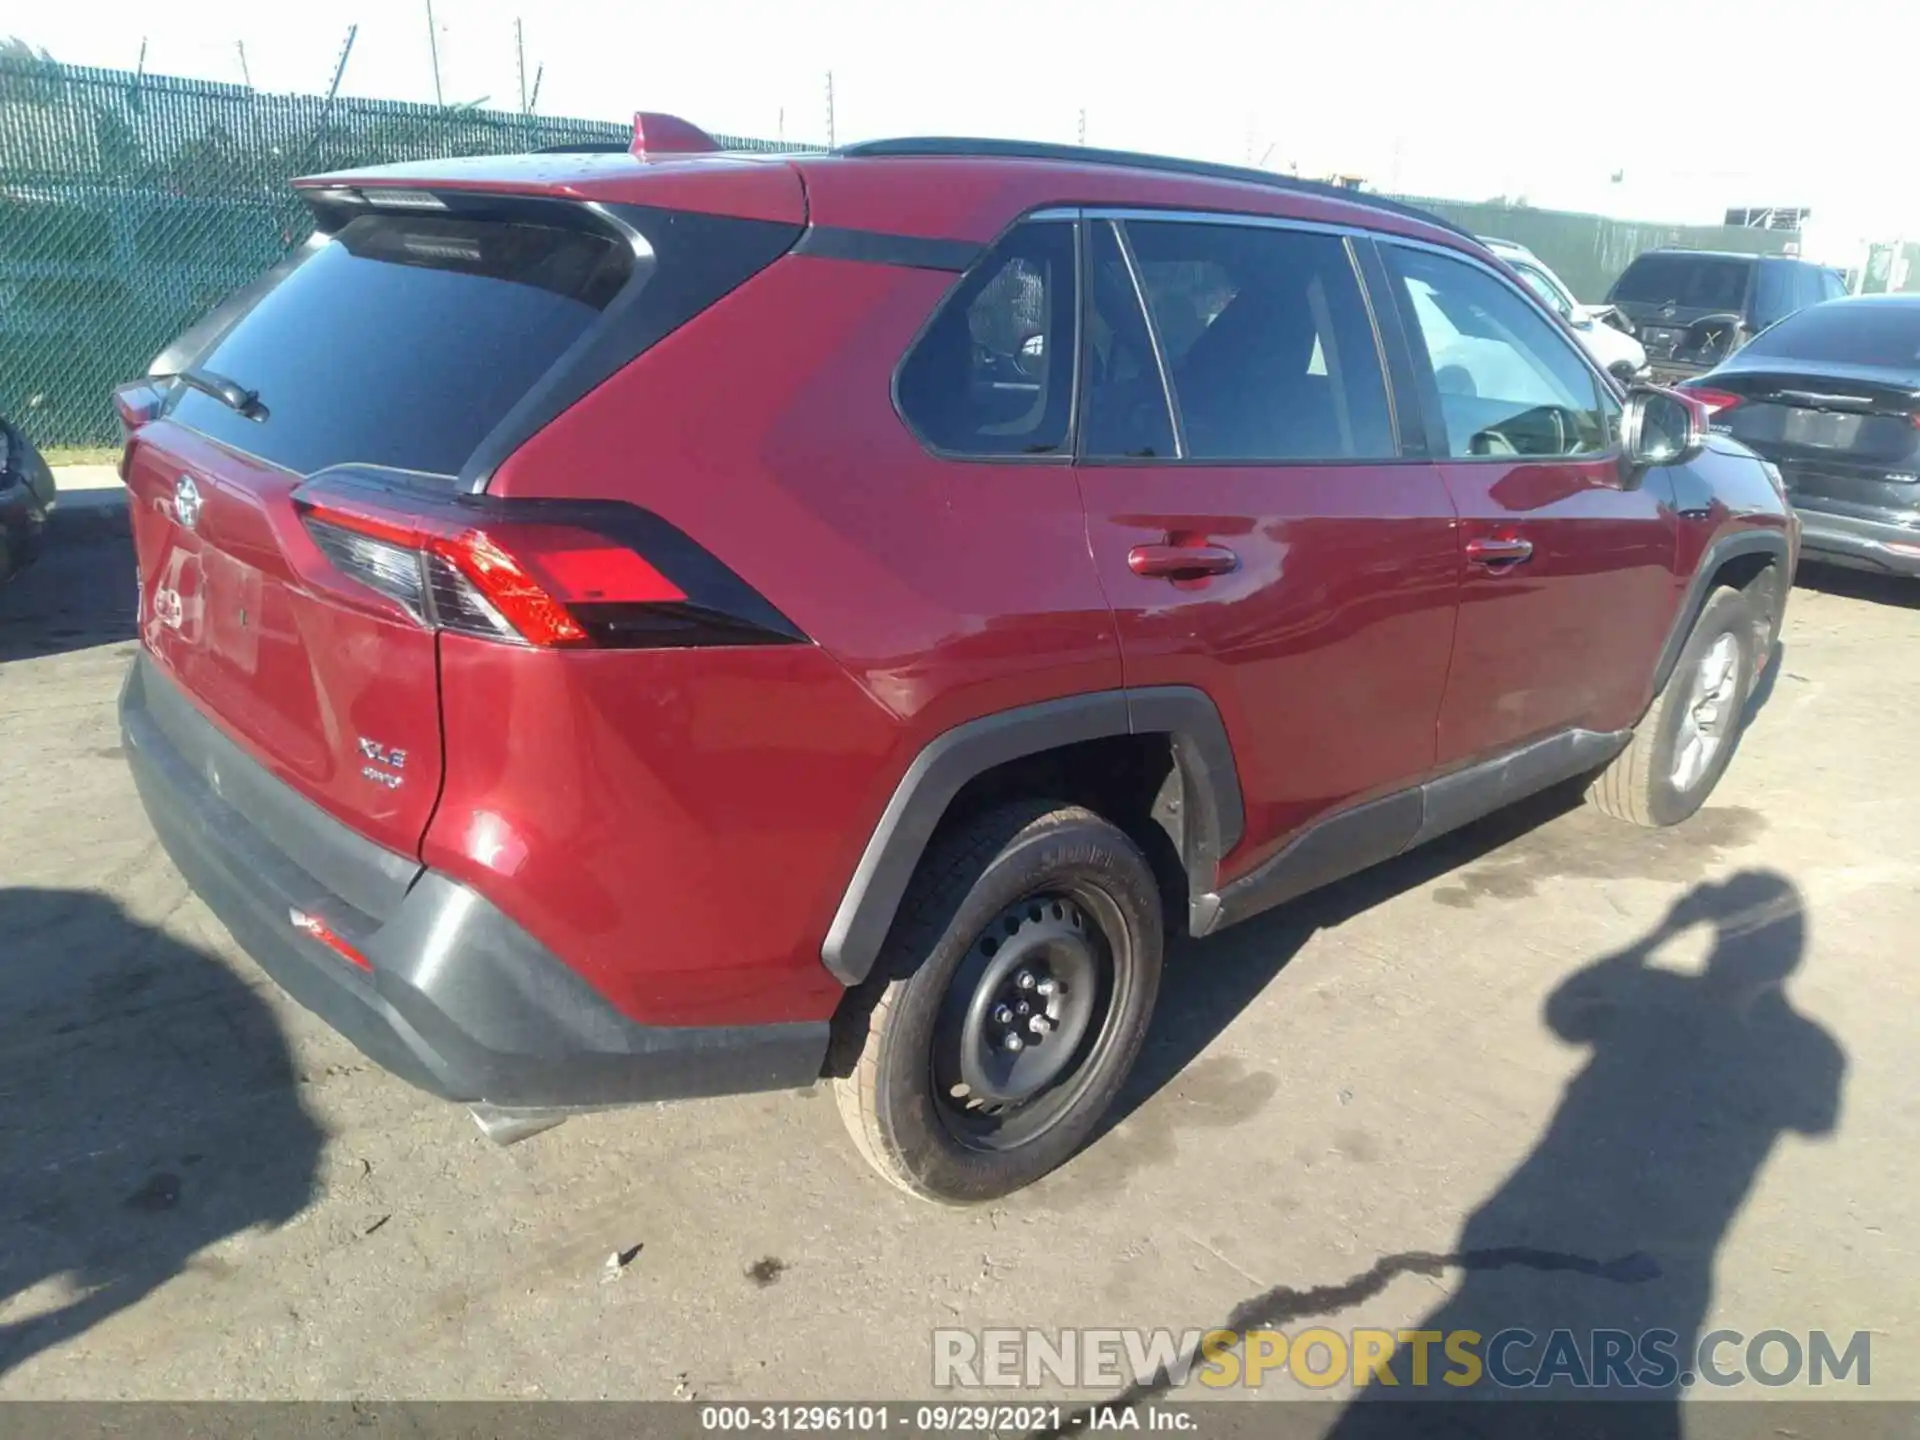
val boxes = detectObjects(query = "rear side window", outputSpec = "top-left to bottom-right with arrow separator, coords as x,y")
1610,254 -> 1753,313
895,221 -> 1076,457
1753,263 -> 1796,330
1741,302 -> 1920,370
167,204 -> 797,479
1123,220 -> 1395,462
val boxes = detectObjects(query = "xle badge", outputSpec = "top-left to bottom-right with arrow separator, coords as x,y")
358,737 -> 408,791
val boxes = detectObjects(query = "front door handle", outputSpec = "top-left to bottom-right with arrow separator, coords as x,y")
1465,535 -> 1534,569
1128,543 -> 1239,580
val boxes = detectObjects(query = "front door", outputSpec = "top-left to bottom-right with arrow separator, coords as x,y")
1075,215 -> 1461,880
1377,241 -> 1677,766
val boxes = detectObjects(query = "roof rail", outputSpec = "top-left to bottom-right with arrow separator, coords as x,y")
835,137 -> 1477,243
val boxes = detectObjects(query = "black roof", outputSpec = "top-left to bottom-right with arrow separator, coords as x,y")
836,137 -> 1477,243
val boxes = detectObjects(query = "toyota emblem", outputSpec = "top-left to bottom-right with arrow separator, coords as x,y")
173,475 -> 203,531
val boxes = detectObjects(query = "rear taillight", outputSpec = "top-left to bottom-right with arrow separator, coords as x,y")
1683,386 -> 1744,417
292,472 -> 803,650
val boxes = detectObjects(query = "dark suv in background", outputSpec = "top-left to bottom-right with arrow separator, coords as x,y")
113,124 -> 1795,1202
1608,249 -> 1847,383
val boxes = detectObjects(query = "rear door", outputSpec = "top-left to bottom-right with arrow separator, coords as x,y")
122,204 -> 647,855
1075,214 -> 1460,871
1380,240 -> 1676,761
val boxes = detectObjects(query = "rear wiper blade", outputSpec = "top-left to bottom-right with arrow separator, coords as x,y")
171,367 -> 268,421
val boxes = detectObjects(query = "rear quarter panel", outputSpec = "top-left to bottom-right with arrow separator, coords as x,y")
463,254 -> 1122,1024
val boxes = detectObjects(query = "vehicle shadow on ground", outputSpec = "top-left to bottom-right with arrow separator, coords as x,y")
0,887 -> 322,1379
1795,560 -> 1920,610
1111,780 -> 1593,1127
0,525 -> 136,663
1067,870 -> 1843,1438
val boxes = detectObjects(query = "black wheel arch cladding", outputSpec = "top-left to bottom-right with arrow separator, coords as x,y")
820,687 -> 1243,986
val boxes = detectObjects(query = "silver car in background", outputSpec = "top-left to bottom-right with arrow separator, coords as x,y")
1482,236 -> 1648,383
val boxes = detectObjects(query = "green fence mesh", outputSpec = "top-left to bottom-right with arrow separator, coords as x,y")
0,54 -> 1824,453
0,56 -> 811,447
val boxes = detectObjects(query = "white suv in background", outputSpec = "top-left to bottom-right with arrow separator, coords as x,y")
1481,236 -> 1648,383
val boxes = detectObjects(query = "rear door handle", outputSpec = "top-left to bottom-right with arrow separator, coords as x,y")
1127,543 -> 1239,579
1465,536 -> 1534,568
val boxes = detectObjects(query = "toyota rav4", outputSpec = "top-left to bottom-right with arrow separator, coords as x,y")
114,121 -> 1796,1202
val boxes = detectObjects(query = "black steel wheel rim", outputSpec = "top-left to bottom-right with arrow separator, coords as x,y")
930,885 -> 1130,1153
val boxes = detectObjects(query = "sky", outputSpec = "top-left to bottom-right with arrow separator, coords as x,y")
7,0 -> 1917,258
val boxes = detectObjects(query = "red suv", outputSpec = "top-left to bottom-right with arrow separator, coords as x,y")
115,123 -> 1796,1202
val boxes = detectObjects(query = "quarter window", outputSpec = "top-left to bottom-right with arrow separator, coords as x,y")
895,221 -> 1076,456
1122,220 -> 1397,462
1386,245 -> 1617,460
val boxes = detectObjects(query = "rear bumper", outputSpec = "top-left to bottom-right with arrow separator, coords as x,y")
1791,504 -> 1920,578
120,651 -> 829,1110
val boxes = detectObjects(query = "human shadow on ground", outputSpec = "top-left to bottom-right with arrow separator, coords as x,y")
0,887 -> 322,1378
1060,870 -> 1844,1439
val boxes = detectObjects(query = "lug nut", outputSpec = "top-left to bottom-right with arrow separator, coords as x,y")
1015,971 -> 1037,990
992,1004 -> 1014,1026
1017,1001 -> 1031,1016
1003,1033 -> 1025,1053
1034,977 -> 1058,997
1029,1014 -> 1051,1035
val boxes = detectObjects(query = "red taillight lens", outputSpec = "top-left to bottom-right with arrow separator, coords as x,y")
289,473 -> 797,651
300,500 -> 684,647
1683,386 -> 1744,417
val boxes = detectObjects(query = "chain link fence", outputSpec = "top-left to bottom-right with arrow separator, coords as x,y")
0,56 -> 808,447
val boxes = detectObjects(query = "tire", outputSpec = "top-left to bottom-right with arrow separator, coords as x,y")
1589,586 -> 1757,828
832,801 -> 1163,1203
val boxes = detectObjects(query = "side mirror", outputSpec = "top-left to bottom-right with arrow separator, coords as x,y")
1622,385 -> 1706,469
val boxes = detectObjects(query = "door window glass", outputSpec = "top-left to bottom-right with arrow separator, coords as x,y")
1387,245 -> 1618,460
1124,220 -> 1396,462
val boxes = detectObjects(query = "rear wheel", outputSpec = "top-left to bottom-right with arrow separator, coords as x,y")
832,802 -> 1163,1203
1590,586 -> 1757,827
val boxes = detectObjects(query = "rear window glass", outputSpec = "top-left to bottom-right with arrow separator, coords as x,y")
169,214 -> 632,477
1610,254 -> 1753,312
1743,302 -> 1920,370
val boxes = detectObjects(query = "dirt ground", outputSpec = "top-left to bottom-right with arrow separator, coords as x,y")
2,525 -> 1915,1416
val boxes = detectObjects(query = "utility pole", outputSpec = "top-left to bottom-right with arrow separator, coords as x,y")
1077,108 -> 1086,146
425,0 -> 443,105
825,70 -> 835,149
322,25 -> 356,106
528,62 -> 543,115
235,40 -> 252,89
515,18 -> 528,115
778,106 -> 785,142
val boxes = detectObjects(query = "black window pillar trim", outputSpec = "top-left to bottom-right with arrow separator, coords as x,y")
459,199 -> 806,493
1109,218 -> 1187,459
1351,236 -> 1436,460
819,686 -> 1244,986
